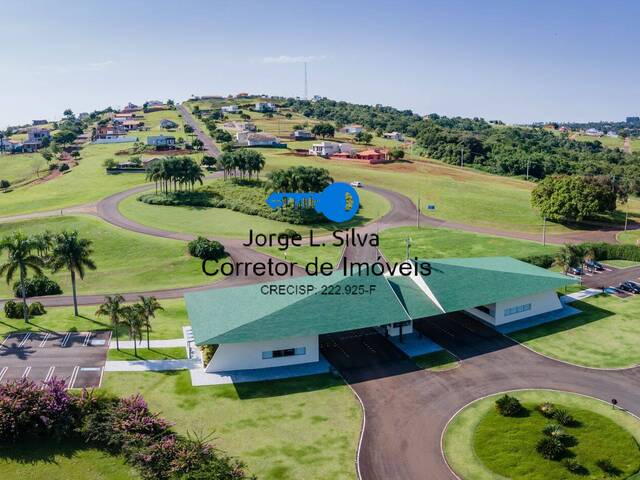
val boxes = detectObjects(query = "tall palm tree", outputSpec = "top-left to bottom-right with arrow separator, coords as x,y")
96,295 -> 125,350
0,233 -> 44,322
120,304 -> 145,356
49,231 -> 96,316
139,296 -> 164,349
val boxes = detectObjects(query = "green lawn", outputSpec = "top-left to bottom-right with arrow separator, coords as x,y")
0,299 -> 189,340
119,181 -> 389,239
0,216 -> 221,297
107,346 -> 187,361
511,295 -> 640,368
413,349 -> 459,371
102,371 -> 360,480
257,243 -> 343,267
618,230 -> 640,245
379,226 -> 558,262
0,152 -> 47,185
444,390 -> 640,480
602,259 -> 640,268
0,438 -> 137,480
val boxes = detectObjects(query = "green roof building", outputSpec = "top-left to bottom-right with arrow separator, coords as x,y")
185,257 -> 576,373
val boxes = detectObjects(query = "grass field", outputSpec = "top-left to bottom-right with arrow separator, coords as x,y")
257,243 -> 343,267
379,226 -> 558,261
444,390 -> 640,480
0,438 -> 137,480
511,295 -> 640,368
0,298 -> 189,340
0,152 -> 48,184
107,346 -> 187,361
574,134 -> 625,149
618,230 -> 640,245
602,259 -> 640,268
102,371 -> 360,480
0,216 -> 221,297
119,181 -> 389,238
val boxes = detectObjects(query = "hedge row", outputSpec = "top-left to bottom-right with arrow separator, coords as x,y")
13,275 -> 62,298
520,242 -> 640,268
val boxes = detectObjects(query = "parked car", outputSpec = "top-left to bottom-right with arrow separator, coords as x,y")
628,280 -> 640,289
621,281 -> 640,294
618,283 -> 637,294
350,181 -> 363,188
585,260 -> 604,271
604,287 -> 621,295
568,266 -> 583,275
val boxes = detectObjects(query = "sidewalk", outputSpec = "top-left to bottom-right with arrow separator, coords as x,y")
110,338 -> 185,349
560,288 -> 603,304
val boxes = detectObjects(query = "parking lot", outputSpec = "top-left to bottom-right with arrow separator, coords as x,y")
579,263 -> 640,298
0,331 -> 111,389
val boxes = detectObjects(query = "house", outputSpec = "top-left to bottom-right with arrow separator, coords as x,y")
0,138 -> 18,152
147,135 -> 176,149
32,119 -> 48,126
236,92 -> 249,98
311,95 -> 323,102
160,119 -> 178,129
221,105 -> 239,114
95,123 -> 127,138
234,122 -> 256,132
236,132 -> 286,147
254,102 -> 276,112
606,131 -> 618,138
122,120 -> 145,131
584,128 -> 604,137
340,124 -> 363,135
309,141 -> 354,157
292,130 -> 315,140
185,257 -> 576,373
356,148 -> 390,164
78,112 -> 89,120
121,102 -> 141,113
142,157 -> 163,168
26,128 -> 51,149
383,131 -> 404,141
146,100 -> 164,107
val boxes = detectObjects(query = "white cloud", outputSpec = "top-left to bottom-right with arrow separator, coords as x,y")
260,55 -> 327,64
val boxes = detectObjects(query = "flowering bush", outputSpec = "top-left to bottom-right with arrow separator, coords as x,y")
0,379 -> 252,479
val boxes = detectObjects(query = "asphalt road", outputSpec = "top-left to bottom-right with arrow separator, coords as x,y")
177,104 -> 221,157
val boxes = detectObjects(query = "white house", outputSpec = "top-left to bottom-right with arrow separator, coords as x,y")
383,131 -> 404,141
236,132 -> 283,147
308,141 -> 354,157
340,124 -> 363,135
585,128 -> 604,137
255,102 -> 276,112
186,257 -> 576,373
221,105 -> 239,113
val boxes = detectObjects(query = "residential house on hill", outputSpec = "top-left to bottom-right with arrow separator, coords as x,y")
254,102 -> 276,112
160,119 -> 178,129
383,131 -> 404,141
309,141 -> 354,157
236,132 -> 286,147
147,135 -> 176,149
32,119 -> 47,126
121,102 -> 141,113
356,148 -> 390,164
292,130 -> 315,140
340,124 -> 363,135
221,105 -> 239,113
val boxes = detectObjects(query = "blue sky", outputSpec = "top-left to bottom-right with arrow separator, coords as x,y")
1,0 -> 638,127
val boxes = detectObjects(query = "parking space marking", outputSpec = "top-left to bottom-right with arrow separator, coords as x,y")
18,333 -> 31,347
22,366 -> 32,379
60,332 -> 72,347
83,332 -> 93,347
43,366 -> 55,384
67,366 -> 79,389
98,366 -> 105,388
0,367 -> 7,383
39,332 -> 51,347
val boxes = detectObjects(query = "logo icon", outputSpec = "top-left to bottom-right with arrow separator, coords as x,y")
266,182 -> 360,223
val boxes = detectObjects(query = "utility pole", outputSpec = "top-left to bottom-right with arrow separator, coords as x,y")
416,195 -> 420,228
542,216 -> 547,246
405,237 -> 412,261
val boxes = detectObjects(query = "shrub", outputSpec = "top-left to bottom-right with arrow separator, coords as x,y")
188,237 -> 226,261
0,179 -> 10,189
495,394 -> 523,417
3,300 -> 24,319
281,228 -> 301,239
59,163 -> 70,172
537,402 -> 556,418
103,158 -> 118,169
521,254 -> 555,269
28,302 -> 46,316
554,409 -> 576,426
563,459 -> 587,475
536,436 -> 566,460
200,345 -> 218,366
542,423 -> 565,438
596,458 -> 621,476
13,275 -> 63,298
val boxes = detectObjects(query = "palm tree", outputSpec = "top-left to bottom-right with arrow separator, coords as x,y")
554,244 -> 582,275
0,233 -> 45,322
49,231 -> 96,316
96,295 -> 125,350
139,296 -> 164,349
120,304 -> 145,356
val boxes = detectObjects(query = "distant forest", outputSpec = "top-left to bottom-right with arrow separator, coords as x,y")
285,98 -> 640,194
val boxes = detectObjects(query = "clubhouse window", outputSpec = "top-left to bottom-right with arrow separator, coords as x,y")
262,347 -> 306,359
504,303 -> 532,317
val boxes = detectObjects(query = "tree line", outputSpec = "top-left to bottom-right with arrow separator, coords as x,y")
217,149 -> 266,180
145,156 -> 205,194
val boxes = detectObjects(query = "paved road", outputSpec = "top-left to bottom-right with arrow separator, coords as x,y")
341,312 -> 640,480
177,103 -> 221,157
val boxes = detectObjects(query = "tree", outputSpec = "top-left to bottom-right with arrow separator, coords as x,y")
138,296 -> 164,349
389,148 -> 405,161
53,130 -> 77,147
120,304 -> 145,356
184,124 -> 194,134
354,131 -> 373,144
63,108 -> 74,119
96,295 -> 126,350
191,138 -> 204,151
201,155 -> 216,169
214,130 -> 232,143
311,123 -> 335,138
49,231 -> 96,316
0,233 -> 45,322
531,175 -> 617,222
188,237 -> 226,261
41,149 -> 54,163
554,244 -> 583,274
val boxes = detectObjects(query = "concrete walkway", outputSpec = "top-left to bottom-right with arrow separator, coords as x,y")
561,287 -> 603,303
110,338 -> 186,349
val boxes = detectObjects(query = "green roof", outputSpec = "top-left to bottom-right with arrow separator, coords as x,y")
186,272 -> 410,345
413,257 -> 575,314
186,257 -> 577,345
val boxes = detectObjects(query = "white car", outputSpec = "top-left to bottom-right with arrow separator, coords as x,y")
350,181 -> 363,188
